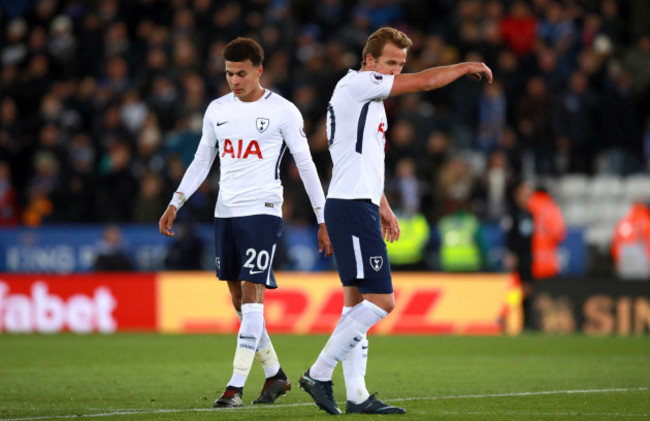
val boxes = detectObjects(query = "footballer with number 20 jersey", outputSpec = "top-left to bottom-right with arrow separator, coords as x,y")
326,70 -> 395,206
172,89 -> 325,222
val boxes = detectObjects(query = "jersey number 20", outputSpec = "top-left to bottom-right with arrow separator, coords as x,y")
244,248 -> 270,273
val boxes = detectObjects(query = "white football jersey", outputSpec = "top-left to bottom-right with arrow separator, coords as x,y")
200,90 -> 310,218
326,70 -> 394,206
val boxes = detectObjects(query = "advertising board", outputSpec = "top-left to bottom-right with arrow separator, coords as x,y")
0,274 -> 157,333
157,272 -> 520,335
528,279 -> 650,335
0,272 -> 521,335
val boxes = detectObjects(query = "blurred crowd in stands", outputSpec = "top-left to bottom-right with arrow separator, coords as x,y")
0,0 -> 649,264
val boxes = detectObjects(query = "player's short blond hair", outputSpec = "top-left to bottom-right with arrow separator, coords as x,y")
361,27 -> 413,66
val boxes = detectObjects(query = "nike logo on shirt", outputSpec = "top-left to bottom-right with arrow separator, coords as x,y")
217,121 -> 228,126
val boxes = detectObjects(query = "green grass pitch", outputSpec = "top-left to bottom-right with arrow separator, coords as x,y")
1,334 -> 648,420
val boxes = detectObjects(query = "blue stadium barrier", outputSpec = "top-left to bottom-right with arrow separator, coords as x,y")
0,223 -> 586,275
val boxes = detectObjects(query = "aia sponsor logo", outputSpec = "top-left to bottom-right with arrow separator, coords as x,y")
377,122 -> 386,140
221,139 -> 263,159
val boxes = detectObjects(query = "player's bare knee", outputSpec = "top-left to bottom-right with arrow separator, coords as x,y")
364,294 -> 395,314
377,295 -> 396,313
380,301 -> 395,314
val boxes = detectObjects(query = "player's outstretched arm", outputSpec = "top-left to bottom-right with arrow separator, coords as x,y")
159,205 -> 177,237
318,223 -> 333,257
379,194 -> 400,243
390,62 -> 492,97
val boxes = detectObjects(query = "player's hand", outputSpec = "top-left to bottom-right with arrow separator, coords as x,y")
467,62 -> 493,84
380,204 -> 400,243
159,205 -> 177,237
317,223 -> 333,257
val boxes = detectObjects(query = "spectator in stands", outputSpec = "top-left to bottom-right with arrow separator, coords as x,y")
385,119 -> 418,177
498,126 -> 525,178
23,149 -> 61,225
15,54 -> 52,119
92,224 -> 134,271
436,200 -> 487,272
494,50 -> 524,122
537,1 -> 578,64
528,187 -> 566,280
56,132 -> 96,222
611,201 -> 650,279
501,179 -> 534,326
437,155 -> 481,217
535,46 -> 567,94
386,158 -> 430,271
499,1 -> 537,58
0,160 -> 20,226
623,35 -> 650,98
48,15 -> 76,77
132,170 -> 166,223
516,76 -> 555,174
479,149 -> 514,222
477,80 -> 506,153
422,131 -> 451,223
554,70 -> 597,174
163,221 -> 205,270
1,18 -> 28,68
600,0 -> 627,47
501,180 -> 534,283
596,64 -> 638,174
96,139 -> 137,222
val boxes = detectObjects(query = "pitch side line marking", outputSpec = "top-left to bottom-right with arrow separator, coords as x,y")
1,387 -> 647,421
390,386 -> 650,402
443,411 -> 649,417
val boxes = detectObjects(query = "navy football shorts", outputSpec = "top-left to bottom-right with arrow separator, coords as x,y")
214,215 -> 283,288
325,198 -> 393,294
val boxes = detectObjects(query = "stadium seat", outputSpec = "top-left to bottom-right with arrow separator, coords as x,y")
591,202 -> 629,225
562,202 -> 594,227
556,174 -> 589,202
623,175 -> 650,202
588,174 -> 624,201
585,225 -> 614,251
534,175 -> 558,197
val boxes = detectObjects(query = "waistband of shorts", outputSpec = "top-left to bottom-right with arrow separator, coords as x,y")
326,197 -> 377,207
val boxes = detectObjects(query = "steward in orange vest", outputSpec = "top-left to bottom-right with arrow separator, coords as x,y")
611,202 -> 650,278
528,189 -> 566,279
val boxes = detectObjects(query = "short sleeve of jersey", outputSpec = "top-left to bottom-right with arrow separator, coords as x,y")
280,101 -> 310,155
347,71 -> 394,102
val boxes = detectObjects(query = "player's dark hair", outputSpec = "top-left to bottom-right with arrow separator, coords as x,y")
361,27 -> 413,66
223,37 -> 264,66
